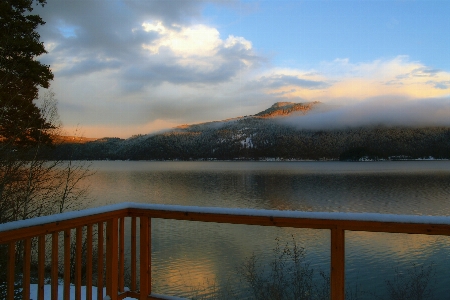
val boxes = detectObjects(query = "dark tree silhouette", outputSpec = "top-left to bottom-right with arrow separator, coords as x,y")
0,0 -> 54,147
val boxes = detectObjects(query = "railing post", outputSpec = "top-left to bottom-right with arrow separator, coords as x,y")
51,232 -> 58,300
97,222 -> 104,300
331,227 -> 345,300
23,238 -> 31,300
64,229 -> 71,300
38,235 -> 45,300
119,217 -> 125,292
86,224 -> 93,300
139,217 -> 151,300
7,242 -> 15,300
106,218 -> 119,300
75,227 -> 82,300
131,217 -> 137,291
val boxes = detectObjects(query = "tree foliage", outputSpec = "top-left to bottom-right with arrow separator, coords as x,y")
0,92 -> 93,224
0,92 -> 94,299
51,119 -> 450,161
0,0 -> 54,147
0,3 -> 96,297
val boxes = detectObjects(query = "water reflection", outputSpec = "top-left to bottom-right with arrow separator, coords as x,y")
81,161 -> 450,298
346,232 -> 450,299
88,162 -> 450,215
151,220 -> 330,299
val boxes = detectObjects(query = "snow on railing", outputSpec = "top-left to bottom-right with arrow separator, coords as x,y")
1,203 -> 450,300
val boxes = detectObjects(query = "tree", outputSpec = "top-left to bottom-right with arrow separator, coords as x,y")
0,0 -> 54,147
0,92 -> 94,298
0,0 -> 95,221
1,0 -> 55,222
0,3 -> 95,296
0,91 -> 94,223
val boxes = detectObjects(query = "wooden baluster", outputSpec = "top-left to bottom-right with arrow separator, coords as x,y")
23,238 -> 31,300
106,218 -> 119,300
119,217 -> 125,292
97,222 -> 104,300
139,217 -> 151,300
7,242 -> 15,300
38,235 -> 45,300
331,227 -> 345,300
51,232 -> 59,300
131,217 -> 137,291
64,229 -> 71,300
147,218 -> 152,293
86,224 -> 93,300
75,227 -> 82,300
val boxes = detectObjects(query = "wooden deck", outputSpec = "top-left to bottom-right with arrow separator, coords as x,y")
1,203 -> 450,300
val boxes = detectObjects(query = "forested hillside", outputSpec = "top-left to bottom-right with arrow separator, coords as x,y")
51,102 -> 450,161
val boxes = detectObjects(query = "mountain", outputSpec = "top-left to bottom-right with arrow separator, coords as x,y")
52,135 -> 98,144
51,102 -> 450,161
254,101 -> 320,118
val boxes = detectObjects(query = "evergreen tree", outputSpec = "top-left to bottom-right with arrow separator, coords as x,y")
0,0 -> 54,147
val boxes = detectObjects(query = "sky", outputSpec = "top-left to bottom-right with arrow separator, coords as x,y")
34,0 -> 450,138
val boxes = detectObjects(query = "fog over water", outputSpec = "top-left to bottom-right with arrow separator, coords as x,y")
279,97 -> 450,130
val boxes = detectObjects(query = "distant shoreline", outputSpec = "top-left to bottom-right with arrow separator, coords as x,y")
69,158 -> 450,162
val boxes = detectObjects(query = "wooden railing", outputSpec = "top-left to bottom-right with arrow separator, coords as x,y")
1,202 -> 450,300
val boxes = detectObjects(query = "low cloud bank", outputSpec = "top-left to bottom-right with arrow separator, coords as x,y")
279,97 -> 450,129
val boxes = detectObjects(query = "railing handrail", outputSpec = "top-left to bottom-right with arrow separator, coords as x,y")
2,203 -> 450,300
1,202 -> 450,243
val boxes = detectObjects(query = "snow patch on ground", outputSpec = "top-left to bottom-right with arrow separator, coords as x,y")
29,284 -> 134,300
28,285 -> 186,300
240,137 -> 254,148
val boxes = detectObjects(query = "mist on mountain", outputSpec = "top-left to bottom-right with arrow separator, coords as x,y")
278,96 -> 450,130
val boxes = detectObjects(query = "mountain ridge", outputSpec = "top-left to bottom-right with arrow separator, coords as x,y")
173,101 -> 321,131
51,102 -> 450,161
254,101 -> 320,118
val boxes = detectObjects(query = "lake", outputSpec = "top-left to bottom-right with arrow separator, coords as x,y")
84,161 -> 450,299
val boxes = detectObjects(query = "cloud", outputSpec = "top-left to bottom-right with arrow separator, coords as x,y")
279,97 -> 450,130
141,23 -> 221,57
32,0 -> 267,137
32,1 -> 450,138
124,23 -> 263,87
263,56 -> 450,102
427,81 -> 450,90
255,74 -> 330,90
125,0 -> 206,25
58,59 -> 121,77
37,1 -> 262,86
63,119 -> 179,139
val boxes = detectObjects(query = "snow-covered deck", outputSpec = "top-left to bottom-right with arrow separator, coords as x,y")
1,203 -> 450,300
3,202 -> 450,232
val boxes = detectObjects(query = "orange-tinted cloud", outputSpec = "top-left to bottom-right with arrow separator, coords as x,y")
263,56 -> 450,102
63,119 -> 179,139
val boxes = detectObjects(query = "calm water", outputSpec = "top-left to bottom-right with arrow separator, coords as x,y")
85,161 -> 450,299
